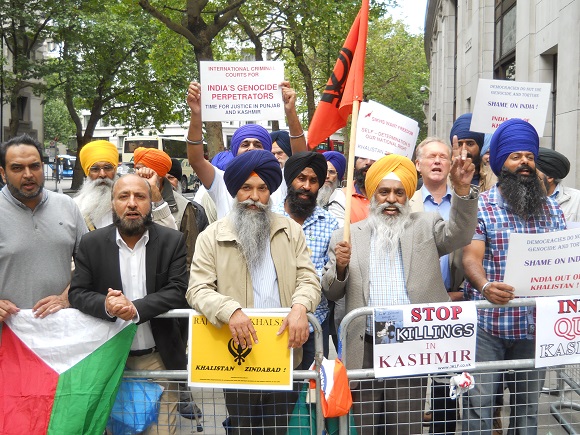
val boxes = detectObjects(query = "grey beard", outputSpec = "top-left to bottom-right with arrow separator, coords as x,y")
368,197 -> 411,259
74,177 -> 115,224
231,198 -> 273,271
316,180 -> 338,207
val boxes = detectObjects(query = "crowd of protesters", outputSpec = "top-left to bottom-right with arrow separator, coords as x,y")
1,79 -> 579,435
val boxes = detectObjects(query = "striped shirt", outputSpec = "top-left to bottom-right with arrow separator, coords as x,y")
250,241 -> 281,309
464,185 -> 566,339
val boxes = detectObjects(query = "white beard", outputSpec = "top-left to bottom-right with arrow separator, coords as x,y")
316,179 -> 338,207
74,177 -> 115,225
367,197 -> 411,259
231,198 -> 273,271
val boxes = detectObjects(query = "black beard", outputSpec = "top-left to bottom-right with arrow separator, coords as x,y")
112,208 -> 153,237
498,166 -> 546,219
286,184 -> 317,219
466,151 -> 481,169
354,167 -> 367,190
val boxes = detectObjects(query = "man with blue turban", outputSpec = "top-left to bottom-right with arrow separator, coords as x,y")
187,150 -> 320,433
462,118 -> 567,433
323,152 -> 479,434
270,130 -> 292,168
185,81 -> 307,220
450,113 -> 485,187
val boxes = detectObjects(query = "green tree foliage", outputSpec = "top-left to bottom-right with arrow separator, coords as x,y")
364,16 -> 429,138
43,98 -> 75,148
46,2 -> 190,188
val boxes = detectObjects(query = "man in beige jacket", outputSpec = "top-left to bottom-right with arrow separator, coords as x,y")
187,150 -> 320,434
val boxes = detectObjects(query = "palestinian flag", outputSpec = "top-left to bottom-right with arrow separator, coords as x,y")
0,309 -> 136,435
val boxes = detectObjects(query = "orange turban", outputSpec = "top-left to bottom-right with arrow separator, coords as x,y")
79,140 -> 118,176
365,154 -> 417,199
133,147 -> 172,177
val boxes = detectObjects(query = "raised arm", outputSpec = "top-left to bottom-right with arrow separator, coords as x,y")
186,81 -> 217,189
281,81 -> 307,154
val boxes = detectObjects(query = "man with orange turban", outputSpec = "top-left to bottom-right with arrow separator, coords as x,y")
322,152 -> 479,434
75,141 -> 177,231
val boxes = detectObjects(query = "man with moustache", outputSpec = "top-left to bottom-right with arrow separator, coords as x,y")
0,134 -> 86,321
461,118 -> 567,434
186,81 -> 307,219
449,113 -> 485,188
187,150 -> 320,434
270,130 -> 292,168
69,174 -> 189,435
318,151 -> 346,215
272,151 -> 338,368
322,153 -> 478,434
74,140 -> 177,231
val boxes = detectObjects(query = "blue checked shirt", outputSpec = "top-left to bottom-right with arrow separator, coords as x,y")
273,204 -> 338,329
464,185 -> 566,339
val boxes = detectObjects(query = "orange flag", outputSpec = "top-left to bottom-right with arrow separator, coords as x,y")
307,0 -> 369,149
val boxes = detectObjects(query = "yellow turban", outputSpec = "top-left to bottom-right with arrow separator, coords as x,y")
133,147 -> 172,177
79,140 -> 119,176
365,154 -> 417,199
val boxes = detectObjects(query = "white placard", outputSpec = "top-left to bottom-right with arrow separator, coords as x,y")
372,302 -> 477,378
355,100 -> 419,160
471,79 -> 551,134
503,228 -> 580,296
199,61 -> 285,122
535,296 -> 580,368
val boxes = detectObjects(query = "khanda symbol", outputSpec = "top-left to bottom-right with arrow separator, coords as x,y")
320,47 -> 354,108
228,338 -> 252,365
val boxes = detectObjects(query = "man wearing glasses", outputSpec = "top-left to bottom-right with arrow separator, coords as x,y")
74,140 -> 176,231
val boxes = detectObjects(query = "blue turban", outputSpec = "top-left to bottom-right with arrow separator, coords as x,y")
489,118 -> 539,176
224,150 -> 282,197
270,130 -> 292,157
211,151 -> 234,171
323,151 -> 347,180
449,113 -> 485,150
480,134 -> 493,156
230,124 -> 272,156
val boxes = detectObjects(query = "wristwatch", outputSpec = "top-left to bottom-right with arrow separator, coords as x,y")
456,185 -> 479,200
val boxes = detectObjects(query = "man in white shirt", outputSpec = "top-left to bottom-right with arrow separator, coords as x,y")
69,174 -> 189,435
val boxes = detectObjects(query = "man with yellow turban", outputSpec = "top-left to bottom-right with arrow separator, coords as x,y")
74,140 -> 176,231
322,152 -> 479,434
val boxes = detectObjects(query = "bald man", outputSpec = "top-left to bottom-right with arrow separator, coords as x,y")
322,153 -> 479,434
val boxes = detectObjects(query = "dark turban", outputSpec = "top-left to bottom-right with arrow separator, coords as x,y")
224,150 -> 282,197
230,124 -> 272,156
283,151 -> 328,187
449,113 -> 485,150
323,151 -> 347,180
536,148 -> 570,180
168,158 -> 182,180
211,151 -> 234,171
270,130 -> 292,157
489,118 -> 539,176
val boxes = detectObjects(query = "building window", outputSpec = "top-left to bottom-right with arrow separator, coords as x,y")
494,0 -> 516,80
17,96 -> 28,121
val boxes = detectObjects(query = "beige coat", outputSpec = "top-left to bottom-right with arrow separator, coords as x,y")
187,213 -> 321,327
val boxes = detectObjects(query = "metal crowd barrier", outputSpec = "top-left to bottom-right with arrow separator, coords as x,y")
119,309 -> 325,435
337,298 -> 580,435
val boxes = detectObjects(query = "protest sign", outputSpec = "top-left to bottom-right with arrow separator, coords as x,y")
355,100 -> 419,160
503,228 -> 580,297
471,79 -> 551,134
372,302 -> 477,378
199,61 -> 285,121
536,296 -> 580,368
188,309 -> 293,390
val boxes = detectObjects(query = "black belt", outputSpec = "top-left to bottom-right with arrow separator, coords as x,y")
364,334 -> 374,344
129,347 -> 156,357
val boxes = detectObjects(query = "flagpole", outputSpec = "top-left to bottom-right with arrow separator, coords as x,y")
343,99 -> 360,242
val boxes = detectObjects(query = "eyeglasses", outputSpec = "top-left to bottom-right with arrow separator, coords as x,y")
89,164 -> 115,174
327,169 -> 337,176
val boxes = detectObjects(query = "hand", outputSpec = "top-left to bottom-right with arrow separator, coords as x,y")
135,167 -> 163,200
228,309 -> 259,349
187,81 -> 202,116
335,241 -> 351,280
0,299 -> 19,322
449,143 -> 475,195
482,282 -> 515,305
33,293 -> 69,318
280,81 -> 297,113
106,288 -> 137,321
278,304 -> 309,349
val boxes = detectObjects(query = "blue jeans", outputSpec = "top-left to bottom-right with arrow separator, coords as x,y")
462,327 -> 545,434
